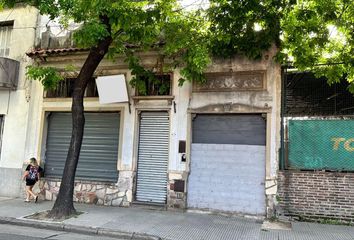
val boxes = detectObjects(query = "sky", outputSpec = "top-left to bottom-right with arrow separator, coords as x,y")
178,0 -> 209,10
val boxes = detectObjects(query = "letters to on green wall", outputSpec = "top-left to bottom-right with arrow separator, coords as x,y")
289,120 -> 354,170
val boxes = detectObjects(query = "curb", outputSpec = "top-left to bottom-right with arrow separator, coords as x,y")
0,216 -> 161,240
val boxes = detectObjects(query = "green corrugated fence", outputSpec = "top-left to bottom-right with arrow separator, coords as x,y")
288,120 -> 354,171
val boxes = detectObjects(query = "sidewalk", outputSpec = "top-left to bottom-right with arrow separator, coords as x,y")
0,197 -> 353,240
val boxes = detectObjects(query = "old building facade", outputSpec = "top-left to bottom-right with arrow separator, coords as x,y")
25,32 -> 281,218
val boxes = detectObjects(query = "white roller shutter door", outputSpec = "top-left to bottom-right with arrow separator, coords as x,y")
136,112 -> 169,204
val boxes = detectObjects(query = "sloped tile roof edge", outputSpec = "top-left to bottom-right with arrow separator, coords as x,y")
26,48 -> 90,58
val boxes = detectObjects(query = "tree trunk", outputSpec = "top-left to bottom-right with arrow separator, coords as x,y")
48,16 -> 112,219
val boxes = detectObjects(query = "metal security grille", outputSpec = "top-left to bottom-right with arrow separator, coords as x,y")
287,119 -> 354,171
136,111 -> 169,204
135,74 -> 172,96
284,72 -> 354,116
45,78 -> 98,98
45,112 -> 120,181
280,70 -> 354,170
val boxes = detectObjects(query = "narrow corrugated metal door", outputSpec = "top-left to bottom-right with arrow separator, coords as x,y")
136,111 -> 169,204
45,112 -> 120,182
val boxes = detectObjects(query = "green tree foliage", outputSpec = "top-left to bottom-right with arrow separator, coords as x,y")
6,0 -> 354,91
26,66 -> 63,90
281,0 -> 354,92
208,0 -> 283,59
4,0 -> 210,89
208,0 -> 354,92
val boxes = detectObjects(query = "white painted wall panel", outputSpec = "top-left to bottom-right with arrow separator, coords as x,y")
187,143 -> 265,215
0,90 -> 29,168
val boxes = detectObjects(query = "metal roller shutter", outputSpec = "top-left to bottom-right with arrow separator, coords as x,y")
45,112 -> 120,182
188,114 -> 266,215
192,114 -> 266,145
136,112 -> 169,204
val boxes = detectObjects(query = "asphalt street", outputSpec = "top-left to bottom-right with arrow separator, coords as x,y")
0,224 -> 124,240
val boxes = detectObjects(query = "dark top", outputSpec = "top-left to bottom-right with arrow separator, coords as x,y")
25,164 -> 43,181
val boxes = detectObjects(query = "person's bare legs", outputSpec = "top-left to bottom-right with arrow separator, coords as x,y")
25,186 -> 30,201
25,186 -> 36,202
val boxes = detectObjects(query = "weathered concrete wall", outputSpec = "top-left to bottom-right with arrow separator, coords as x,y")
167,172 -> 187,210
0,168 -> 22,197
278,171 -> 354,222
0,6 -> 39,197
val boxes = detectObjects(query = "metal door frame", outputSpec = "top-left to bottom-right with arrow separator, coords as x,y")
186,107 -> 270,216
133,110 -> 171,204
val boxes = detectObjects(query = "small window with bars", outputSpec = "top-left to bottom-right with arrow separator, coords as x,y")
44,77 -> 98,98
135,74 -> 172,96
0,21 -> 13,57
284,72 -> 354,116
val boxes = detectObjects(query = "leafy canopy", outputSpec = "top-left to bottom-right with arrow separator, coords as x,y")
281,0 -> 354,92
208,0 -> 354,92
2,0 -> 354,92
1,0 -> 210,91
208,0 -> 283,59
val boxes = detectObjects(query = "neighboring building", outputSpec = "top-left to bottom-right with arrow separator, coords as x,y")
278,71 -> 354,222
25,29 -> 281,218
0,6 -> 40,197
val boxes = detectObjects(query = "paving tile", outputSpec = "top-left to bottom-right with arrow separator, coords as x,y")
1,198 -> 354,240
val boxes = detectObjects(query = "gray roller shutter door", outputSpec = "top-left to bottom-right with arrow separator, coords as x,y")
192,114 -> 266,145
136,112 -> 169,204
188,114 -> 266,215
45,112 -> 120,182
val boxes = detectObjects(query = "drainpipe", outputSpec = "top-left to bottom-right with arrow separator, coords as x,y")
23,9 -> 42,161
280,66 -> 286,170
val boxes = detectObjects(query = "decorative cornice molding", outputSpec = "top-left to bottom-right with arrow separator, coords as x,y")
188,102 -> 271,113
193,71 -> 266,92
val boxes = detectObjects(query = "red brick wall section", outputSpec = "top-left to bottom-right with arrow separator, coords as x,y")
278,171 -> 354,222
